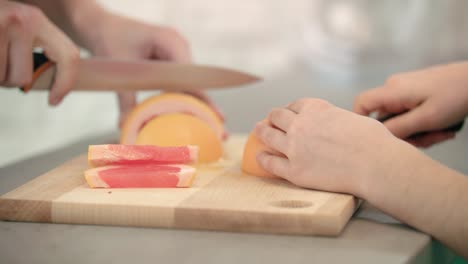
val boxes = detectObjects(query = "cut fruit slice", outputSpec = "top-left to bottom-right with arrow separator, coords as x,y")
241,131 -> 279,178
121,93 -> 224,144
136,113 -> 223,163
84,164 -> 196,188
88,144 -> 198,167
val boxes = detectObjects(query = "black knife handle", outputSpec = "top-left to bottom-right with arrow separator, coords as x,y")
32,52 -> 50,71
378,113 -> 465,139
20,52 -> 52,92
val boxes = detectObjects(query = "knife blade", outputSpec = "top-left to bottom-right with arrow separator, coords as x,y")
21,52 -> 261,93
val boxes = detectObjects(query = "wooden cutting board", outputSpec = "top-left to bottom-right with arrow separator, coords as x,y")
0,135 -> 358,236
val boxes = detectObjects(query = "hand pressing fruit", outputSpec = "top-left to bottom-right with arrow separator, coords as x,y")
248,91 -> 467,257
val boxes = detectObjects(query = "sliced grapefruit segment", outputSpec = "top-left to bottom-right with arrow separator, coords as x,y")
88,144 -> 198,167
121,93 -> 224,144
84,164 -> 196,188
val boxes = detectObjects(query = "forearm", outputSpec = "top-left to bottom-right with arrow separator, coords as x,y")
17,0 -> 106,49
360,139 -> 468,257
443,61 -> 468,116
430,61 -> 468,117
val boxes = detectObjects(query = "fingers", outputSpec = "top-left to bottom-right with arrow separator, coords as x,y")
151,26 -> 192,63
407,131 -> 456,148
268,108 -> 295,132
161,28 -> 191,63
255,122 -> 289,154
183,90 -> 225,121
183,90 -> 226,138
383,104 -> 434,139
117,92 -> 136,128
0,2 -> 79,105
0,3 -> 36,87
117,93 -> 138,129
287,99 -> 306,114
287,98 -> 330,114
7,24 -> 32,87
34,15 -> 79,105
47,52 -> 79,105
353,87 -> 397,116
42,41 -> 79,105
256,152 -> 290,179
0,24 -> 8,82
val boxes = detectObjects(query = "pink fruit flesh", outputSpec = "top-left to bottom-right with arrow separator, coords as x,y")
88,144 -> 198,167
84,164 -> 196,188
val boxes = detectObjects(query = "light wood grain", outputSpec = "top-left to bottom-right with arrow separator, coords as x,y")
0,135 -> 358,236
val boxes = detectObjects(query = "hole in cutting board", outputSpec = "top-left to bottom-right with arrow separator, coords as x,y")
270,200 -> 313,209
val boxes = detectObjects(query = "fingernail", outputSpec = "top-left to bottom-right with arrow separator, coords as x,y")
255,121 -> 264,128
254,123 -> 262,132
49,96 -> 61,106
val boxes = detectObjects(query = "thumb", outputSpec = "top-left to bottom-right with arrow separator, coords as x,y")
383,105 -> 433,139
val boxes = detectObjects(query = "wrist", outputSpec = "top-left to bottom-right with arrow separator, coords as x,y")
358,137 -> 437,203
355,136 -> 420,200
449,62 -> 468,115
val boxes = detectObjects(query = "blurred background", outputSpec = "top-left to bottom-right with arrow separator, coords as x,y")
1,0 -> 468,167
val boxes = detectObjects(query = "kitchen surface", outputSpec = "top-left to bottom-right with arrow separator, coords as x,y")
1,1 -> 468,263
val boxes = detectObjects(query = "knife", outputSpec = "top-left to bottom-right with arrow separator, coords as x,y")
378,112 -> 465,140
21,52 -> 261,93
